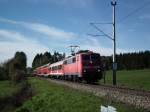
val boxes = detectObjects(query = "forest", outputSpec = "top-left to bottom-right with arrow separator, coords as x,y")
103,50 -> 150,70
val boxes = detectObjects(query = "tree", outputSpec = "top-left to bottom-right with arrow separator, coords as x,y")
32,54 -> 41,69
14,52 -> 27,71
42,52 -> 52,65
0,66 -> 7,80
32,51 -> 65,69
10,52 -> 27,83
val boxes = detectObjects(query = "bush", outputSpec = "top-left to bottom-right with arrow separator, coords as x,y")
11,70 -> 26,84
0,66 -> 8,80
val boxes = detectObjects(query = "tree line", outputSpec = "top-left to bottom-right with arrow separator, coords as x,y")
0,51 -> 27,82
102,50 -> 150,70
32,51 -> 65,69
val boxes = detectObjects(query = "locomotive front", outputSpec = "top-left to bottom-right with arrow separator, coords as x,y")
81,52 -> 102,82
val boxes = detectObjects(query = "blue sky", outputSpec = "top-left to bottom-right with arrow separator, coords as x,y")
0,0 -> 150,67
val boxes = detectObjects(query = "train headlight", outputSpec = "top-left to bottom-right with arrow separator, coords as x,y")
98,69 -> 101,72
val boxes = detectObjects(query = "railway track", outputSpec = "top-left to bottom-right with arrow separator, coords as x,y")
45,77 -> 150,97
44,78 -> 150,110
95,84 -> 150,97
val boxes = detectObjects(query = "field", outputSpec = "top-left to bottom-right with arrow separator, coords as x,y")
1,69 -> 150,112
99,69 -> 150,90
15,77 -> 146,112
0,81 -> 21,112
0,81 -> 20,98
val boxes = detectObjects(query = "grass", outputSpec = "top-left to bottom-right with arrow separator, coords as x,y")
0,80 -> 20,98
99,69 -> 150,90
15,77 -> 147,112
0,80 -> 21,112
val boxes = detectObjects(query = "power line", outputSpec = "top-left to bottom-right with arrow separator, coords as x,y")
118,1 -> 150,23
90,23 -> 113,40
90,22 -> 112,25
87,33 -> 105,37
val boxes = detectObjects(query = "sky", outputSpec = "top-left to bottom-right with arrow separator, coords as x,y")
0,0 -> 150,67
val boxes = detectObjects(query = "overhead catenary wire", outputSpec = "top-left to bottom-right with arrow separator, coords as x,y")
89,0 -> 150,39
87,33 -> 105,37
90,22 -> 113,25
118,1 -> 150,23
90,23 -> 113,40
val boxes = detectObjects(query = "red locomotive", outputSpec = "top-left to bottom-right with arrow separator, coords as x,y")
33,50 -> 103,83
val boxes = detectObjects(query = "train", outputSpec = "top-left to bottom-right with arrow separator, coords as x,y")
33,50 -> 103,83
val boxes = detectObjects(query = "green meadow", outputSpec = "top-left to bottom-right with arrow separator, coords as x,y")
1,69 -> 150,112
99,69 -> 150,90
15,77 -> 147,112
0,81 -> 20,98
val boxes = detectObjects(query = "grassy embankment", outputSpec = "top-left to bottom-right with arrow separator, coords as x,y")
15,77 -> 147,112
0,81 -> 21,112
0,81 -> 20,98
99,69 -> 150,90
0,80 -> 32,112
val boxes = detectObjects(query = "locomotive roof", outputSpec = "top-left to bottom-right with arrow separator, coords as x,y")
64,51 -> 98,60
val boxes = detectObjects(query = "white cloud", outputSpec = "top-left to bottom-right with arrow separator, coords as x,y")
0,29 -> 50,67
26,0 -> 94,8
0,18 -> 77,39
23,22 -> 77,39
0,29 -> 28,42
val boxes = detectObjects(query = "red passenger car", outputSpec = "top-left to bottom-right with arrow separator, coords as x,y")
49,61 -> 64,77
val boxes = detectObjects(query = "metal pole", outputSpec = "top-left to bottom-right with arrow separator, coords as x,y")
111,0 -> 117,85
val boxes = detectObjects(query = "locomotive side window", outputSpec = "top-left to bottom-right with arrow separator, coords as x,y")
66,57 -> 76,64
72,57 -> 76,63
67,59 -> 72,64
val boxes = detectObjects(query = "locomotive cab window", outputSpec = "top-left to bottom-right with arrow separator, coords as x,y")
82,55 -> 90,61
82,54 -> 100,61
91,54 -> 100,61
